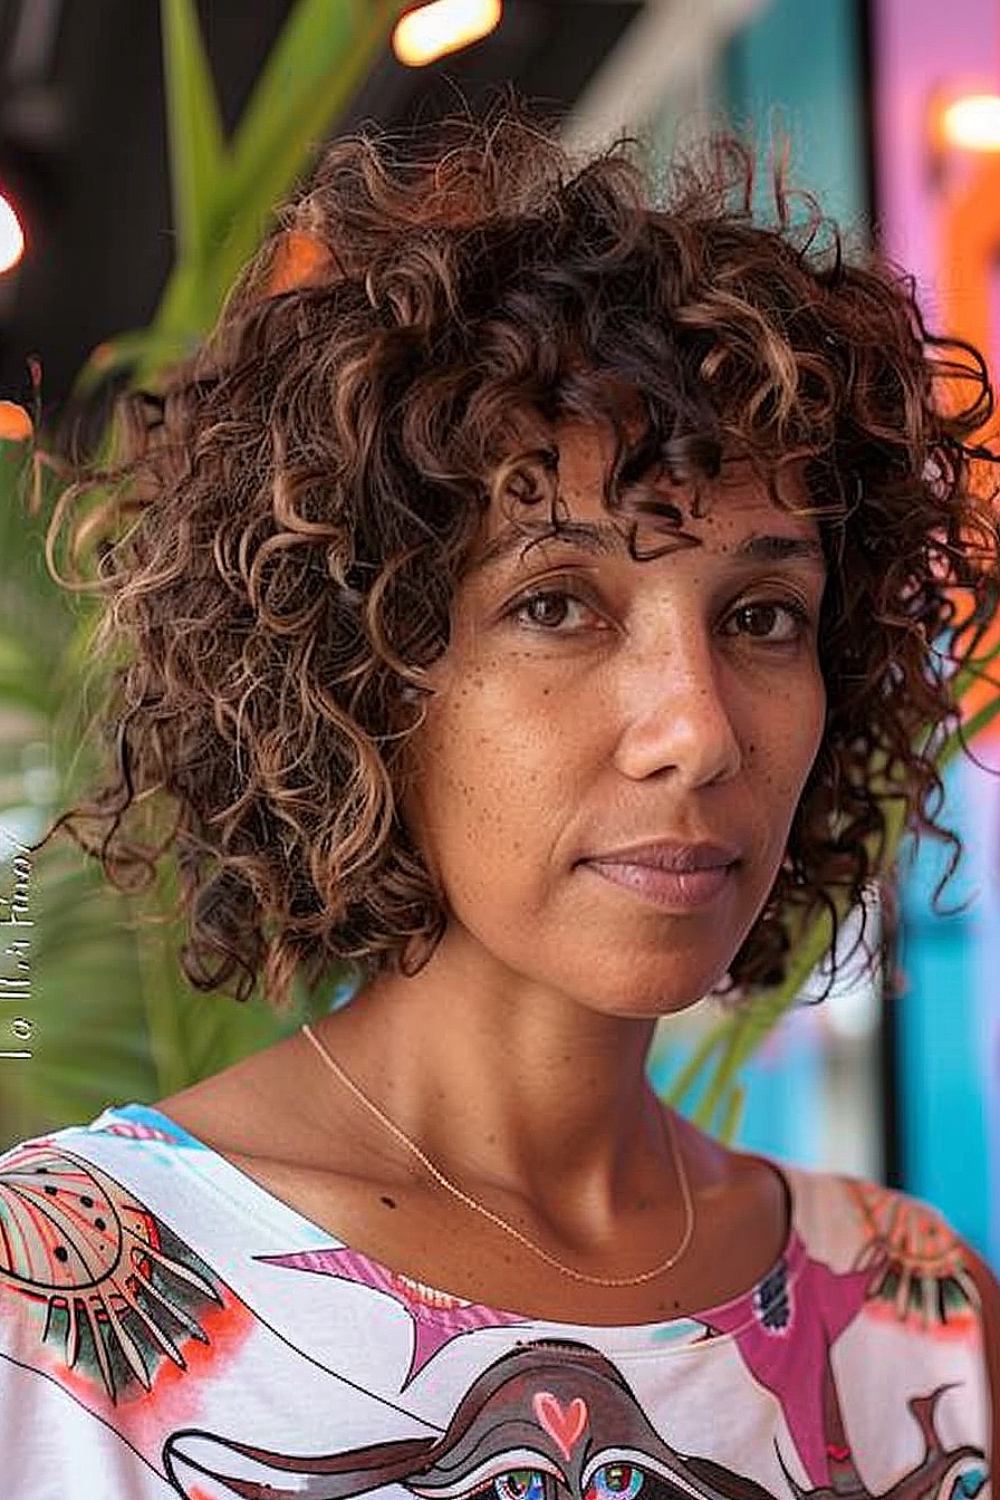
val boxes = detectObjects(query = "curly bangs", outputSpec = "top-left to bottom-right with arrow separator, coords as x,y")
41,107 -> 1000,1013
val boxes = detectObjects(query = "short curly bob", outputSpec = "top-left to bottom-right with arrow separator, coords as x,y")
39,106 -> 1000,1014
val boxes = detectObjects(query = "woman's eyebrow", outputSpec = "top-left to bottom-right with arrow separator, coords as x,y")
471,520 -> 626,573
738,533 -> 827,571
470,519 -> 827,574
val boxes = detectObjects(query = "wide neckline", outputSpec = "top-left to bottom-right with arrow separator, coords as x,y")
90,1101 -> 804,1350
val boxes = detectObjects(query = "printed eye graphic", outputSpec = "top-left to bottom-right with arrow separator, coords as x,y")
938,1458 -> 988,1500
493,1470 -> 547,1500
585,1463 -> 645,1500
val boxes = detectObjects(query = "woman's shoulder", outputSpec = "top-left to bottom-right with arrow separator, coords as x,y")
779,1152 -> 959,1252
680,1119 -> 967,1295
0,1100 -> 194,1179
0,1100 -> 411,1500
0,1098 -> 250,1346
754,1150 -> 992,1337
0,1098 -> 215,1169
150,1025 -> 350,1169
776,1154 -> 999,1483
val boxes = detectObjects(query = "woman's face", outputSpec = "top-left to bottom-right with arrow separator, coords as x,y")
404,424 -> 829,1017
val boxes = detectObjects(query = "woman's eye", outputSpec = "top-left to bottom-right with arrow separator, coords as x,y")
493,1470 -> 547,1500
727,600 -> 812,645
586,1463 -> 645,1500
511,589 -> 601,632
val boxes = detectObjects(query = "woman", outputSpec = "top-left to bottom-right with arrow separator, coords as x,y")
1,111 -> 997,1498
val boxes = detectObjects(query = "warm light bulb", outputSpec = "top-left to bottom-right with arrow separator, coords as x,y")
0,190 -> 24,274
393,0 -> 502,67
940,93 -> 1000,152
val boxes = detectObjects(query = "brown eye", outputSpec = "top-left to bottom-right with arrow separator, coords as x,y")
511,587 -> 602,632
727,600 -> 811,644
738,604 -> 781,636
521,591 -> 572,628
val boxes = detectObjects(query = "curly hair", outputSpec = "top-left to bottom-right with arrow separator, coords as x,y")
38,106 -> 1000,1014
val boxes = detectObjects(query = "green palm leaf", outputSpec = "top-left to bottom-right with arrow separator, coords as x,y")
160,0 -> 227,266
150,0 -> 404,356
0,0 -> 398,1145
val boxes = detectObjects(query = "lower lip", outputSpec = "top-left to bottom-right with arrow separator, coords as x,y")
583,860 -> 737,910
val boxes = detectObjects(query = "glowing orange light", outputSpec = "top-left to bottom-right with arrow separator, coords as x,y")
392,0 -> 502,67
940,93 -> 1000,152
0,401 -> 33,441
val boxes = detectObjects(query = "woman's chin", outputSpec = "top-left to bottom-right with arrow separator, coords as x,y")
572,932 -> 745,1013
567,963 -> 737,1021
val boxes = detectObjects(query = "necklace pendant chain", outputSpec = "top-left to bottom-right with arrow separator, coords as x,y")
300,1022 -> 696,1289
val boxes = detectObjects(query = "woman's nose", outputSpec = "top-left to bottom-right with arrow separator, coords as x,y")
611,635 -> 743,788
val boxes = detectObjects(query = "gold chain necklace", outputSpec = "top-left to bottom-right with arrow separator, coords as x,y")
300,1021 -> 696,1288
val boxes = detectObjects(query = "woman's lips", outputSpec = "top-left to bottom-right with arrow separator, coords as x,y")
582,858 -> 738,910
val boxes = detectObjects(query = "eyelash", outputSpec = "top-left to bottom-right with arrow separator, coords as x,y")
506,583 -> 814,645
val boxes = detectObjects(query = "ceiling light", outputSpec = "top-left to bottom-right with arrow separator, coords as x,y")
0,189 -> 24,274
393,0 -> 502,68
940,93 -> 1000,152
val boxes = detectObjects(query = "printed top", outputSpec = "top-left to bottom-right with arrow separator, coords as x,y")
0,1102 -> 992,1500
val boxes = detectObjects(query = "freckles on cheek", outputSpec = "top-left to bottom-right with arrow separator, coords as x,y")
759,689 -> 826,808
427,675 -> 556,848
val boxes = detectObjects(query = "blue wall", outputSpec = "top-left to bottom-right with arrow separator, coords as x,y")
896,755 -> 995,1259
722,0 -> 868,235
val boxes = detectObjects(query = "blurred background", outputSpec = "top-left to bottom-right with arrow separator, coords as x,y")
0,0 -> 998,1273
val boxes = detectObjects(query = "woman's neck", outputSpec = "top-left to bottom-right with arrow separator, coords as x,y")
315,931 -> 671,1239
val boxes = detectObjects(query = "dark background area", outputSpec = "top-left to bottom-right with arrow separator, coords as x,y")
0,0 -> 639,412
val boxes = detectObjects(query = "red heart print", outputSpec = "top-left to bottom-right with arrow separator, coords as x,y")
532,1391 -> 588,1461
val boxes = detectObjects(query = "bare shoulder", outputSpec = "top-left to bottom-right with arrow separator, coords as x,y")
154,1028 -> 333,1168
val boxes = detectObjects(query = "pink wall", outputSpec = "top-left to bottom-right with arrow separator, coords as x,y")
872,0 -> 999,308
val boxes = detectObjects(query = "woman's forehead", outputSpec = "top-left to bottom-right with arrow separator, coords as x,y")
480,422 -> 821,552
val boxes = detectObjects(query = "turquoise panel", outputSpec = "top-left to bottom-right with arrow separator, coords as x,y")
732,1020 -> 824,1164
648,1016 -> 823,1166
896,756 -> 992,1255
894,917 -> 989,1250
723,0 -> 868,233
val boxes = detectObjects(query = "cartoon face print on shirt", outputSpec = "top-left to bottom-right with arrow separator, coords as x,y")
161,1340 -> 989,1500
163,1340 -> 776,1500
